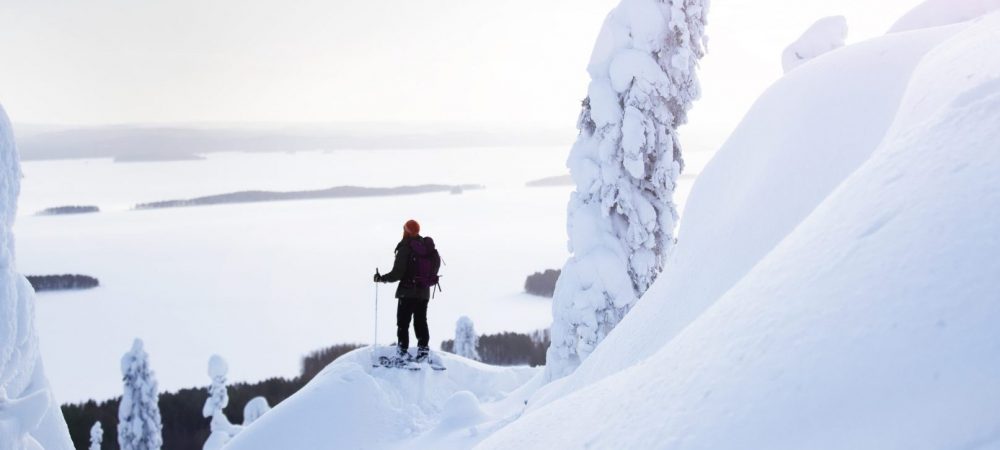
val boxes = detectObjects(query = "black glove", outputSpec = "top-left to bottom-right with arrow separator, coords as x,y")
373,272 -> 382,283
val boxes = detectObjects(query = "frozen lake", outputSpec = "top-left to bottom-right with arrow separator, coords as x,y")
15,146 -> 709,402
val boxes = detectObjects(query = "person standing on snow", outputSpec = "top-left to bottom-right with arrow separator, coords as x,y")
374,219 -> 441,364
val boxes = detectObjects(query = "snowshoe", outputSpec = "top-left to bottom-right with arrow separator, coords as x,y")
417,349 -> 446,371
377,355 -> 421,371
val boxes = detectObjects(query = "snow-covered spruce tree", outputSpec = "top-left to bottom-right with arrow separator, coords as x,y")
117,339 -> 163,450
546,0 -> 709,381
202,355 -> 241,450
89,422 -> 102,450
453,316 -> 480,361
0,104 -> 74,450
202,355 -> 228,420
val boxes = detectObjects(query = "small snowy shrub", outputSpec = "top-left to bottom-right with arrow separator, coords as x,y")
242,397 -> 271,426
453,316 -> 480,361
89,422 -> 103,450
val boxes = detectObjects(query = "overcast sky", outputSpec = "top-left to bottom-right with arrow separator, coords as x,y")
0,0 -> 921,146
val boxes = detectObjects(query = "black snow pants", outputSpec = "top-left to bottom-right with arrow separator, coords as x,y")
396,297 -> 429,350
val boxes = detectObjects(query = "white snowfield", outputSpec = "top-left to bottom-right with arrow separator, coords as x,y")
230,6 -> 1000,450
0,106 -> 73,449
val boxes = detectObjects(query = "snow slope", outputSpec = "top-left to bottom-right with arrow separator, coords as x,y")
225,348 -> 537,450
480,11 -> 1000,450
525,20 -> 964,410
0,105 -> 73,449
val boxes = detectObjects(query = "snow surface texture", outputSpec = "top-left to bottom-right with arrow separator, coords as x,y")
889,0 -> 1000,33
782,16 -> 848,73
547,0 -> 708,381
225,348 -> 537,450
118,339 -> 163,450
453,316 -> 480,361
0,104 -> 73,449
480,11 -> 1000,450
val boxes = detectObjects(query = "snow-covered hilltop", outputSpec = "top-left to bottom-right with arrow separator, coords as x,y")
0,105 -> 73,449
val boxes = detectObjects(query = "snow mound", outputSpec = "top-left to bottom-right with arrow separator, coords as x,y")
0,105 -> 73,449
225,347 -> 537,450
889,0 -> 1000,33
480,11 -> 1000,450
241,397 -> 270,426
781,16 -> 848,73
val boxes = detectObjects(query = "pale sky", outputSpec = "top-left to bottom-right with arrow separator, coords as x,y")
0,0 -> 922,145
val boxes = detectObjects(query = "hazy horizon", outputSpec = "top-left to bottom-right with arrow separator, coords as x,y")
2,0 -> 922,152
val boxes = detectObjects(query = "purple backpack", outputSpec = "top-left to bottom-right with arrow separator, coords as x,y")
409,237 -> 442,291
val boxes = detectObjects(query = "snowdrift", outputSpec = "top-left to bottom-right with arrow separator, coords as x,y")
480,11 -> 1000,450
225,348 -> 537,450
781,16 -> 847,73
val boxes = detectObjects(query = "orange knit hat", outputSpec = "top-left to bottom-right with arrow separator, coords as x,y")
403,219 -> 420,237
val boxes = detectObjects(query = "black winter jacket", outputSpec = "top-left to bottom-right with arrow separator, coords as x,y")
380,236 -> 431,300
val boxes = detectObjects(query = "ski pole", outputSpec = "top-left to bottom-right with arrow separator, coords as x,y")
373,268 -> 380,366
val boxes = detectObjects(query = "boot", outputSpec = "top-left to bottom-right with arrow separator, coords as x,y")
414,347 -> 430,363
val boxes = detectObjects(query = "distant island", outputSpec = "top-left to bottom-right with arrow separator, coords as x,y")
36,205 -> 100,216
134,184 -> 484,210
27,274 -> 100,292
526,175 -> 573,187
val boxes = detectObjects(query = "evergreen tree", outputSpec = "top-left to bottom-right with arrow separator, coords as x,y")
89,421 -> 102,450
118,339 -> 163,450
453,316 -> 481,361
547,0 -> 709,381
202,355 -> 229,419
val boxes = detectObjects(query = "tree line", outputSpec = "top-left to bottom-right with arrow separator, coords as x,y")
442,329 -> 549,367
62,343 -> 361,450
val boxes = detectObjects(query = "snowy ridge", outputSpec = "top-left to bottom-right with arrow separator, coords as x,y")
225,348 -> 538,450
